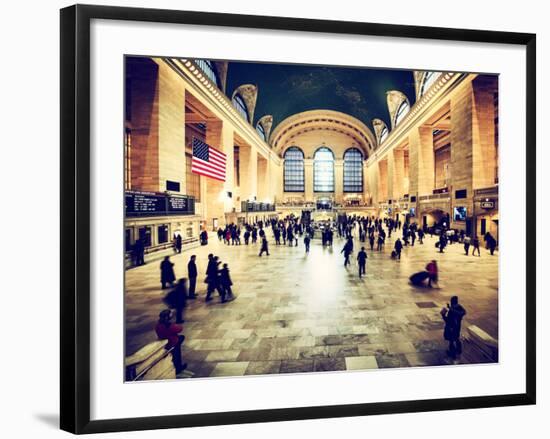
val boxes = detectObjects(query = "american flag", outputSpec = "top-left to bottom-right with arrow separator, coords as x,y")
191,138 -> 226,181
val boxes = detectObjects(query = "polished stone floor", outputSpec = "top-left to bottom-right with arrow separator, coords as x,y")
125,226 -> 498,379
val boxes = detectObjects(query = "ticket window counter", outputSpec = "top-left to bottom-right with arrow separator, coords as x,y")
138,226 -> 152,247
125,228 -> 133,251
157,224 -> 169,245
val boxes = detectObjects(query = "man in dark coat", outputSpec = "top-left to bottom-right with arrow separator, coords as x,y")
341,240 -> 352,267
441,296 -> 467,358
357,247 -> 368,277
205,256 -> 223,302
163,278 -> 187,323
258,237 -> 269,256
175,234 -> 182,253
219,263 -> 234,302
394,238 -> 403,259
160,256 -> 176,289
304,234 -> 311,253
187,255 -> 198,298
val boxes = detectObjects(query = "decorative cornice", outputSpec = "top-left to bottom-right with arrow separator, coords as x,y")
163,58 -> 279,165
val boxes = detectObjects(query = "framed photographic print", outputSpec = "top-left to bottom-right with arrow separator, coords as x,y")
60,4 -> 536,434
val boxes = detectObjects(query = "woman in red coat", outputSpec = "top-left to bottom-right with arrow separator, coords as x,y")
155,309 -> 186,374
426,260 -> 438,288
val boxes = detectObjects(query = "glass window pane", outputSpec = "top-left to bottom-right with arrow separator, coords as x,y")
194,59 -> 220,88
284,147 -> 305,192
314,147 -> 334,192
232,94 -> 249,121
343,148 -> 363,192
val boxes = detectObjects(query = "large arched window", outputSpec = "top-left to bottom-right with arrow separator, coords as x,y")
420,71 -> 442,97
194,59 -> 220,88
394,100 -> 410,126
232,94 -> 249,121
256,123 -> 266,141
343,148 -> 363,192
283,147 -> 305,192
379,126 -> 389,144
314,147 -> 335,192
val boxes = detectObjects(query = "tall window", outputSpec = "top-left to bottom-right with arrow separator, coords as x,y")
343,148 -> 363,192
379,126 -> 389,144
314,147 -> 335,192
420,71 -> 442,97
194,59 -> 220,88
232,94 -> 249,121
256,123 -> 266,141
284,147 -> 305,192
394,100 -> 410,126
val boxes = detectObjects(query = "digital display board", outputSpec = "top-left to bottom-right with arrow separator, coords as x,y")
125,191 -> 195,216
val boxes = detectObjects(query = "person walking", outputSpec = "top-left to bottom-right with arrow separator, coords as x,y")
394,238 -> 403,260
357,247 -> 368,277
472,236 -> 481,256
174,234 -> 182,254
163,278 -> 187,324
418,228 -> 424,244
259,237 -> 270,256
486,232 -> 497,255
205,255 -> 223,302
369,233 -> 375,252
219,263 -> 235,302
160,256 -> 176,289
341,240 -> 352,267
155,309 -> 187,374
438,233 -> 447,253
187,255 -> 198,298
440,296 -> 467,358
426,260 -> 438,288
463,235 -> 471,255
304,234 -> 311,253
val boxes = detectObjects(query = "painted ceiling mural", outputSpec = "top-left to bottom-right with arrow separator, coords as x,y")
225,60 -> 417,130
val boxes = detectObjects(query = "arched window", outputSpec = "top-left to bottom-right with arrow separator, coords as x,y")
194,59 -> 220,88
420,71 -> 442,97
394,100 -> 410,126
314,147 -> 335,192
284,147 -> 305,192
343,148 -> 363,192
256,123 -> 266,141
232,94 -> 249,121
379,126 -> 389,144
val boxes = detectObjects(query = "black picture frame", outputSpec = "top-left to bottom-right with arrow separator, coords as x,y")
60,4 -> 536,434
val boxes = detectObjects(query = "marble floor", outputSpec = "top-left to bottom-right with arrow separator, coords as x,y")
125,228 -> 498,379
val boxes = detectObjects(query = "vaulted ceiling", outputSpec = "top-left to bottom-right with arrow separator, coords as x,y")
225,60 -> 417,134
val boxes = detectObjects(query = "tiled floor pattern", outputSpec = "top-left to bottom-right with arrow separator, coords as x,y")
125,228 -> 498,379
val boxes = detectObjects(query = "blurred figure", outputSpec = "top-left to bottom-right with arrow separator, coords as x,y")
259,237 -> 270,256
163,278 -> 187,323
155,309 -> 187,374
219,263 -> 234,302
160,256 -> 176,289
426,260 -> 438,288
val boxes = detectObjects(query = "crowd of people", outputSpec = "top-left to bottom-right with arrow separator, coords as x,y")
147,213 -> 497,371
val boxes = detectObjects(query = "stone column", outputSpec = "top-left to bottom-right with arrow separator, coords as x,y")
257,154 -> 269,202
472,76 -> 497,189
334,160 -> 344,204
378,159 -> 388,202
205,120 -> 234,229
362,161 -> 369,204
157,62 -> 187,194
409,126 -> 434,197
128,58 -> 160,192
392,149 -> 405,200
304,159 -> 313,202
239,144 -> 258,202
